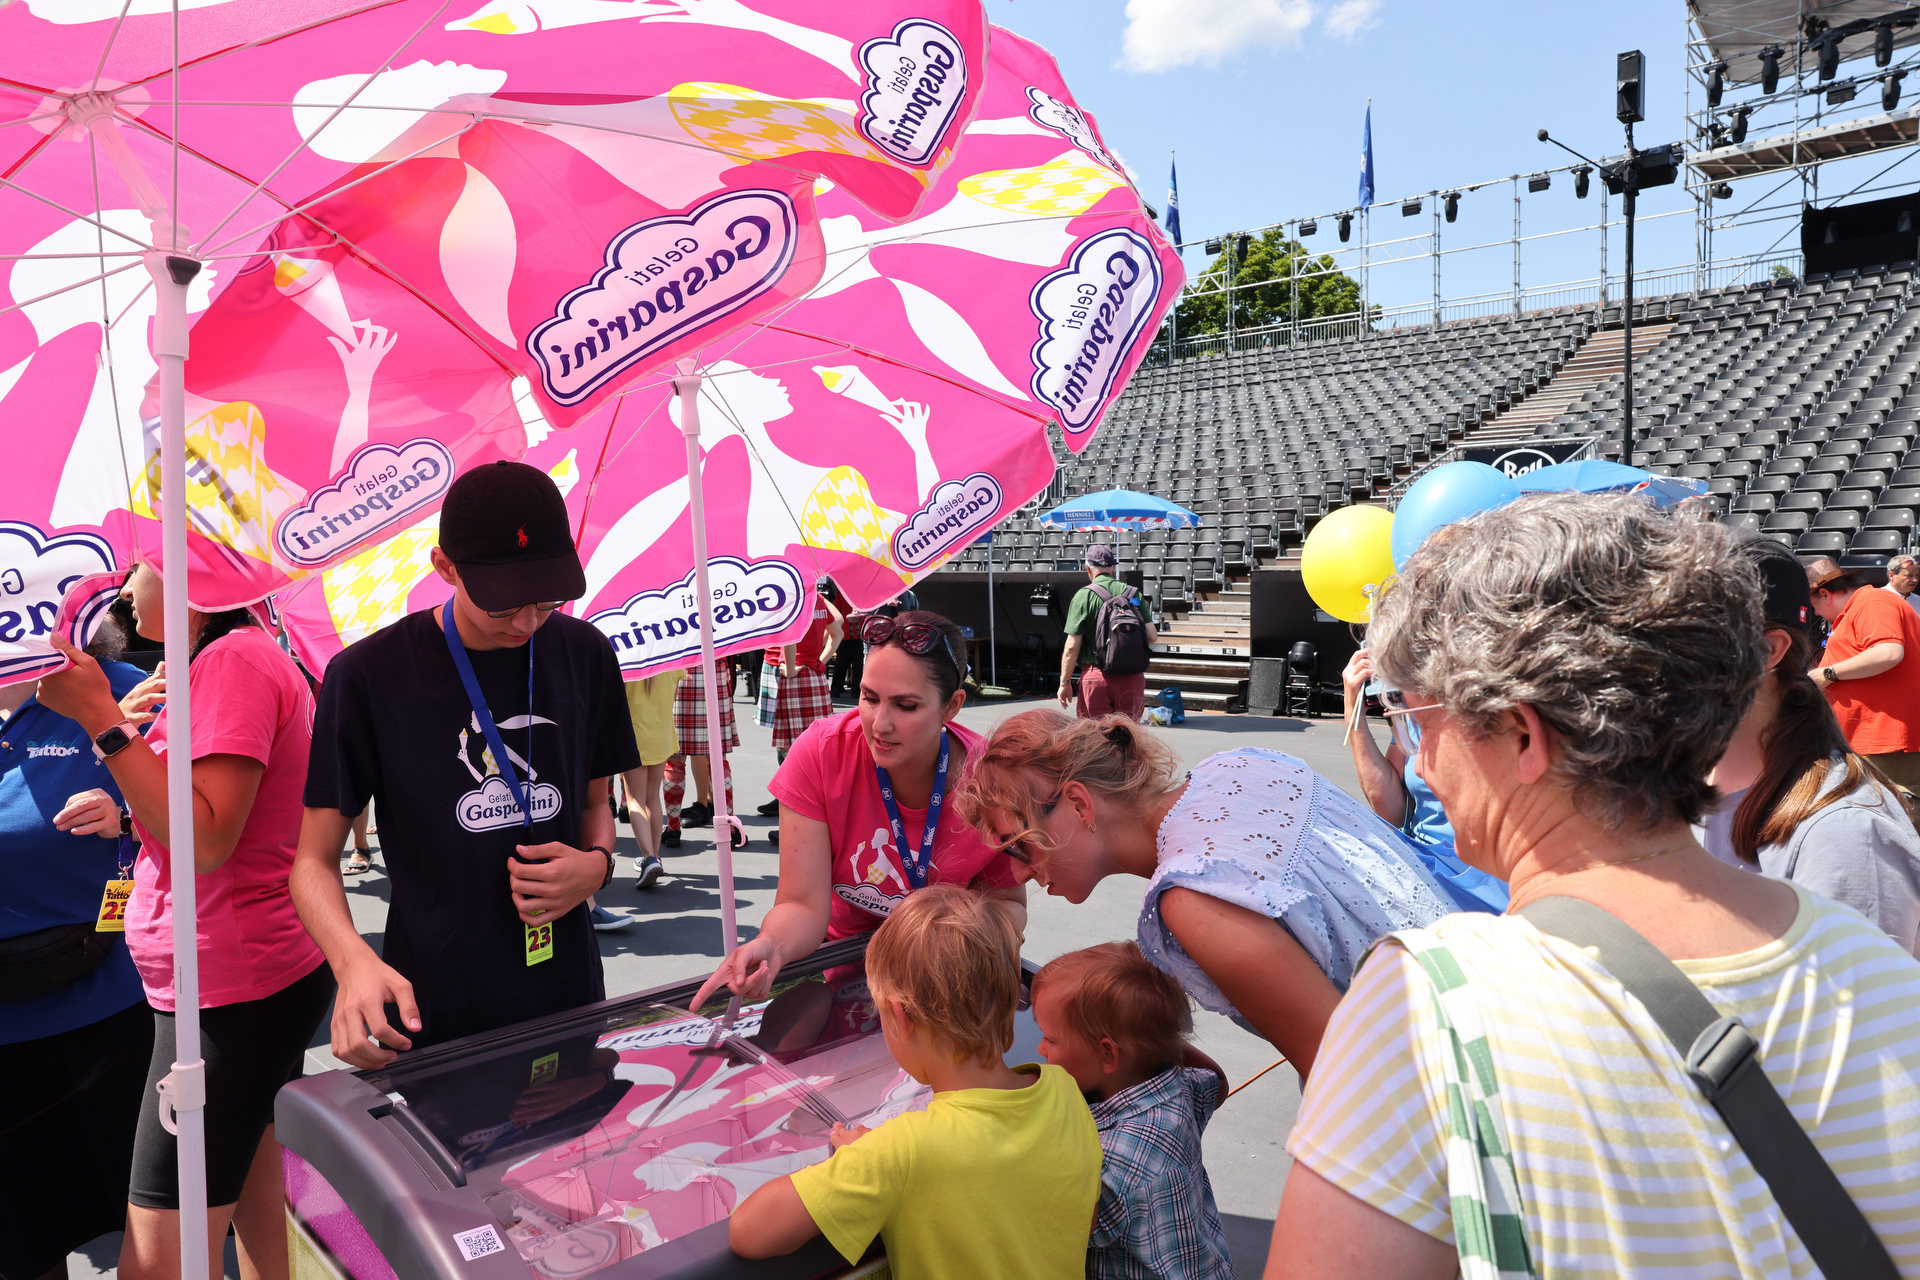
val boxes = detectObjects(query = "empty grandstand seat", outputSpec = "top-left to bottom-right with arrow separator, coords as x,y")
1866,507 -> 1918,532
1763,511 -> 1814,536
1852,528 -> 1909,555
1812,509 -> 1864,533
1797,530 -> 1851,554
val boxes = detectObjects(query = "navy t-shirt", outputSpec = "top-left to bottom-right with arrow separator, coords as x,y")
305,609 -> 638,1047
0,660 -> 149,1044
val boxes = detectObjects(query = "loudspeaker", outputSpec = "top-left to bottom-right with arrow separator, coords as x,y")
1247,657 -> 1287,715
1617,50 -> 1645,124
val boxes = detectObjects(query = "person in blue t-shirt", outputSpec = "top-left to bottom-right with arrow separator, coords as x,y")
0,628 -> 157,1280
1341,648 -> 1509,914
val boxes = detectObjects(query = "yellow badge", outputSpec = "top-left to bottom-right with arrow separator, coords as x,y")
526,921 -> 553,966
96,879 -> 134,932
528,1052 -> 559,1087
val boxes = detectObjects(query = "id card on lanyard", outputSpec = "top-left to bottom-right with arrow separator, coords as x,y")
442,604 -> 552,966
875,730 -> 949,892
96,832 -> 135,932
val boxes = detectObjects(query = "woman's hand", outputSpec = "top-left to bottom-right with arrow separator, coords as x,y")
689,933 -> 784,1011
55,788 -> 122,838
1340,648 -> 1374,711
119,664 -> 166,725
34,634 -> 121,734
828,1122 -> 871,1151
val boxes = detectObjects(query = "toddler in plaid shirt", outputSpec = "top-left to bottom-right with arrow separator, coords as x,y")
1033,943 -> 1235,1280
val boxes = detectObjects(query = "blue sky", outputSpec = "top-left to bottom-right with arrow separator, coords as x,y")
990,0 -> 1910,315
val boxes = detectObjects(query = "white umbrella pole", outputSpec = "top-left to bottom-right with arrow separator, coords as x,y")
90,100 -> 209,1279
673,358 -> 736,954
986,539 -> 996,688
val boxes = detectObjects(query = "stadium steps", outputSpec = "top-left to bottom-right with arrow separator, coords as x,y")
1466,322 -> 1674,446
1146,576 -> 1252,711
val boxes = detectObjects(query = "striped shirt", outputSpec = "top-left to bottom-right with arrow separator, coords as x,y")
1288,885 -> 1920,1278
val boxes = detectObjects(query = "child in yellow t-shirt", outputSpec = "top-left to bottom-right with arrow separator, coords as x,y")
729,885 -> 1101,1280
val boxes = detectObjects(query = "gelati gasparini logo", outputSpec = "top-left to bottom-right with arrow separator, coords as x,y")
1029,230 -> 1163,434
0,523 -> 115,682
530,190 -> 799,407
588,557 -> 806,675
273,438 -> 453,568
891,473 -> 1002,572
857,18 -> 969,166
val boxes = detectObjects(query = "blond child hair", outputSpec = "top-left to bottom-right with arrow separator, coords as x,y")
865,883 -> 1022,1066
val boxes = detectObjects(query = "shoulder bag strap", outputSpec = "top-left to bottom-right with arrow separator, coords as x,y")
1518,895 -> 1899,1280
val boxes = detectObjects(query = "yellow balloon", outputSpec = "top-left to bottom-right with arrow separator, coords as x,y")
1299,505 -> 1396,624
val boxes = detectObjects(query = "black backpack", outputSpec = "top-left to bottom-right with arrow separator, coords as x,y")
1088,581 -> 1151,676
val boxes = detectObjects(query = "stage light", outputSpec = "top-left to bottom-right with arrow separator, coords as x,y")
1572,165 -> 1591,198
1443,192 -> 1459,222
1712,182 -> 1734,200
1878,21 -> 1896,67
1204,237 -> 1223,255
1819,34 -> 1842,80
1028,586 -> 1054,617
1234,234 -> 1251,266
1760,45 -> 1781,94
1337,213 -> 1353,242
1708,62 -> 1726,106
1617,50 -> 1646,124
1730,106 -> 1752,143
1527,173 -> 1551,193
1828,81 -> 1857,105
1886,69 -> 1908,110
1900,209 -> 1914,233
1299,218 -> 1317,236
1401,199 -> 1422,216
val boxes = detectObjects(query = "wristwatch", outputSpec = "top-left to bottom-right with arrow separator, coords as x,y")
589,844 -> 615,890
1824,666 -> 1839,685
91,720 -> 140,761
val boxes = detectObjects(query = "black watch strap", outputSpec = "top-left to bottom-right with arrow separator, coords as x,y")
590,845 -> 615,890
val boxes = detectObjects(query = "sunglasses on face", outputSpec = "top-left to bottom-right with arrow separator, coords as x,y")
859,615 -> 965,683
484,601 -> 564,620
1001,793 -> 1063,866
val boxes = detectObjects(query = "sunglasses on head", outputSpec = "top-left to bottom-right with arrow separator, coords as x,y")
484,600 -> 564,620
859,615 -> 965,683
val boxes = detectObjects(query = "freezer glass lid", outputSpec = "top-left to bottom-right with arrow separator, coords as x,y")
374,968 -> 926,1279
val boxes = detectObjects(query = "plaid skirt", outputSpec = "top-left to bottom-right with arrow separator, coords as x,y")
673,660 -> 738,755
757,663 -> 833,753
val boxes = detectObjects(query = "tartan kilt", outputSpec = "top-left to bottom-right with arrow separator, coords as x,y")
755,660 -> 781,729
768,666 -> 833,753
673,660 -> 738,754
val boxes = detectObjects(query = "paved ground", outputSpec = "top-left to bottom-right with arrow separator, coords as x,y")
70,693 -> 1381,1279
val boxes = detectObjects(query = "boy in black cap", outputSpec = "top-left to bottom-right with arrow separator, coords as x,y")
292,461 -> 640,1067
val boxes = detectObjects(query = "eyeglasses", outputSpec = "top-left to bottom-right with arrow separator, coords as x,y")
484,601 -> 564,620
1378,687 -> 1439,756
1001,793 -> 1062,866
859,615 -> 965,683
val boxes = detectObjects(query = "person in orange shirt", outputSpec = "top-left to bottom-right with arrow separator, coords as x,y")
1806,557 -> 1920,795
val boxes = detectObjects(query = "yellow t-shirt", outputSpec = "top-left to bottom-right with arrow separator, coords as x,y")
789,1063 -> 1101,1280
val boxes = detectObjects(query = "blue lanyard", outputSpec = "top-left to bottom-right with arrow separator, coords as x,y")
442,602 -> 535,831
875,730 -> 948,892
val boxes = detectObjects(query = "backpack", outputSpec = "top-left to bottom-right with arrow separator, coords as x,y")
1088,581 -> 1151,676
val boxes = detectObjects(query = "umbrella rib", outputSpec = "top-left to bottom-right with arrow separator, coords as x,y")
89,127 -> 139,530
0,173 -> 151,250
110,1 -> 413,95
195,116 -> 479,258
698,373 -> 830,581
89,0 -> 136,96
192,0 -> 457,255
0,261 -> 144,320
758,322 -> 1054,425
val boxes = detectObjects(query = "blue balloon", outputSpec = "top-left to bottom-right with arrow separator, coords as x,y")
1391,462 -> 1521,568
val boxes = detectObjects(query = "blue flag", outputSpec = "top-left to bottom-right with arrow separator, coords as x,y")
1359,103 -> 1374,209
1166,154 -> 1182,250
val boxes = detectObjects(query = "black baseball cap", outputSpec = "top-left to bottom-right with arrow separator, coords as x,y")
1737,533 -> 1812,631
437,461 -> 585,611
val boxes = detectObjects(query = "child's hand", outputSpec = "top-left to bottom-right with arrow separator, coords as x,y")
828,1122 -> 871,1151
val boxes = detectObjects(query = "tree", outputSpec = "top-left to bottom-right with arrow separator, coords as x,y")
1170,228 -> 1367,336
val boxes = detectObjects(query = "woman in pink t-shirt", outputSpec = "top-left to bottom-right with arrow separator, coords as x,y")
40,562 -> 330,1280
693,611 -> 1023,1008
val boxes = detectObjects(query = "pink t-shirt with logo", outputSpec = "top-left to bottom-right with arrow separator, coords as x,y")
769,709 -> 1016,938
129,627 -> 325,1010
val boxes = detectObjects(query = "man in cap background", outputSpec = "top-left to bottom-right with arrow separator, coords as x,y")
1058,544 -> 1157,721
292,461 -> 639,1068
1805,556 -> 1920,795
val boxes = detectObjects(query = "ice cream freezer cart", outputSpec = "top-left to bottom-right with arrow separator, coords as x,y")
276,936 -> 1044,1280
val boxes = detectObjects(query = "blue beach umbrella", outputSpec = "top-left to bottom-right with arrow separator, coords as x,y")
1040,489 -> 1203,530
1518,460 -> 1708,509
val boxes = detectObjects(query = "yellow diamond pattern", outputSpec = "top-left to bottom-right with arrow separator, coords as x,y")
798,466 -> 908,581
319,516 -> 440,647
130,401 -> 303,568
958,153 -> 1125,217
668,81 -> 893,168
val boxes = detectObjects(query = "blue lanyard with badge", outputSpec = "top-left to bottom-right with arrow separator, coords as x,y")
442,603 -> 552,966
874,729 -> 949,891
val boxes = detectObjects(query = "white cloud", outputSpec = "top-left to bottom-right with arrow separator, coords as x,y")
1118,0 -> 1315,73
1324,0 -> 1381,41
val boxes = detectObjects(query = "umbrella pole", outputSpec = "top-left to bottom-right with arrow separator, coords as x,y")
986,538 -> 996,687
673,358 -> 736,953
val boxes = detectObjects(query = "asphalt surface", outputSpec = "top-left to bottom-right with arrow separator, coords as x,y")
70,693 -> 1384,1280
